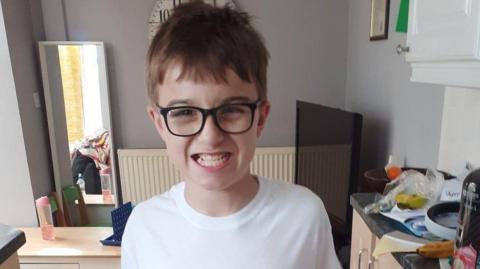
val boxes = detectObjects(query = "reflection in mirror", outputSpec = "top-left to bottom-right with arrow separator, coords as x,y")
39,42 -> 117,226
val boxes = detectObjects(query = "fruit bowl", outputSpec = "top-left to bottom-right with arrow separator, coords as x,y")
364,167 -> 454,194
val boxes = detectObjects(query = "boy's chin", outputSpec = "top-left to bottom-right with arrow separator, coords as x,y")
184,158 -> 253,191
187,176 -> 235,192
185,170 -> 254,193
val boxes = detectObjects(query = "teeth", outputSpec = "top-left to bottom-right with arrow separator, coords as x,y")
199,153 -> 225,161
196,153 -> 229,167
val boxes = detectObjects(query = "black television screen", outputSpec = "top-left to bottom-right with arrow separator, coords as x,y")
295,100 -> 362,236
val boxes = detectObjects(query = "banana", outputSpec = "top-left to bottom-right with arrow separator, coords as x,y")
416,240 -> 454,258
395,192 -> 429,209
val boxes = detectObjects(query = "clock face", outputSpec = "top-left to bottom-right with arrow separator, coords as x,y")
148,0 -> 235,40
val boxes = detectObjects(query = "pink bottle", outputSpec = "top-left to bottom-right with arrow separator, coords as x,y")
100,167 -> 113,202
35,196 -> 55,240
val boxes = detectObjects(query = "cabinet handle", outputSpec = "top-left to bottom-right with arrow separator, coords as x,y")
396,44 -> 410,55
368,257 -> 378,269
358,248 -> 368,269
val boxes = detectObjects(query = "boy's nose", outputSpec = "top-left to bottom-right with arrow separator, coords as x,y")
196,115 -> 225,145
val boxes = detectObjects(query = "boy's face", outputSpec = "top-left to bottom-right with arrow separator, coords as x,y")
147,64 -> 270,192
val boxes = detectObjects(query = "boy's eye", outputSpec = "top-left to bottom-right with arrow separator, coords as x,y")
218,105 -> 249,120
169,108 -> 198,118
220,105 -> 247,115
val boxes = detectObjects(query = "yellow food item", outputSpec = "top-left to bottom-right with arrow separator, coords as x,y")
395,192 -> 411,204
417,240 -> 454,258
395,192 -> 428,209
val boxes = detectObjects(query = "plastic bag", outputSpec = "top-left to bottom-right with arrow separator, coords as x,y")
364,169 -> 445,214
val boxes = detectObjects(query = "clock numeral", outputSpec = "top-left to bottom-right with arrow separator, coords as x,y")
159,9 -> 171,23
157,0 -> 187,24
173,0 -> 183,8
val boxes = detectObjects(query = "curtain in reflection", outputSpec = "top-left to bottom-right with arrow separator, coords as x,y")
59,45 -> 84,143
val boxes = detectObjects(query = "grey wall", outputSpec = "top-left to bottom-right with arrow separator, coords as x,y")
240,0 -> 349,146
345,0 -> 445,182
41,0 -> 349,149
2,0 -> 53,200
4,0 -> 446,196
1,0 -> 450,207
0,1 -> 38,226
41,0 -> 67,40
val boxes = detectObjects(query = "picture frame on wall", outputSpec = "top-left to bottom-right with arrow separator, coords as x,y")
369,0 -> 390,41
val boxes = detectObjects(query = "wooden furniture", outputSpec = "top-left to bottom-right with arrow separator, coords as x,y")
0,253 -> 20,269
18,227 -> 120,269
82,194 -> 115,225
82,194 -> 115,206
350,211 -> 402,269
62,185 -> 89,226
350,211 -> 376,269
402,0 -> 480,88
48,192 -> 67,227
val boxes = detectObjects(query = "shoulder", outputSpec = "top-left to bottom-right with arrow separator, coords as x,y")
261,177 -> 328,221
124,182 -> 182,230
131,194 -> 175,218
263,177 -> 324,206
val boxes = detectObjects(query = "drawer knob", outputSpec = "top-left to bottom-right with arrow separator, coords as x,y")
396,44 -> 410,55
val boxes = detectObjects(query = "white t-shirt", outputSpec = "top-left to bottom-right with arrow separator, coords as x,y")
121,177 -> 341,269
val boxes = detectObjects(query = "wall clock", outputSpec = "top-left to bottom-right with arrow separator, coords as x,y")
148,0 -> 236,40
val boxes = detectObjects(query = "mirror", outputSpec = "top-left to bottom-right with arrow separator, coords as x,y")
39,41 -> 117,226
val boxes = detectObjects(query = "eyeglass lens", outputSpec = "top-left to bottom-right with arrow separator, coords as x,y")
166,104 -> 254,136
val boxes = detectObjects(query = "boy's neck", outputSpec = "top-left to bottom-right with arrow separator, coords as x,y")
184,174 -> 259,217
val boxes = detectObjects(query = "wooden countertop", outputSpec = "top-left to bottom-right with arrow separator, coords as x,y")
82,194 -> 115,205
17,227 -> 120,258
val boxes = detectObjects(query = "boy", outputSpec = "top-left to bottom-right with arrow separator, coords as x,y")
121,2 -> 341,268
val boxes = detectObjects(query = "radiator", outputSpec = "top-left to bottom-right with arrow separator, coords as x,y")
296,144 -> 352,224
118,147 -> 295,204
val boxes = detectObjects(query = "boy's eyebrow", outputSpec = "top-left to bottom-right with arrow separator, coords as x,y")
166,99 -> 191,107
221,96 -> 255,104
165,96 -> 255,107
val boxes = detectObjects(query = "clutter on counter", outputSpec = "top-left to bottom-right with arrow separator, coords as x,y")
358,165 -> 480,269
351,193 -> 441,269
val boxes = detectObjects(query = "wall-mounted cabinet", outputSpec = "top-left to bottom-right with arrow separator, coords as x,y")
404,0 -> 480,88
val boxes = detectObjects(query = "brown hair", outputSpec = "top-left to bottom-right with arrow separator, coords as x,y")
146,1 -> 269,104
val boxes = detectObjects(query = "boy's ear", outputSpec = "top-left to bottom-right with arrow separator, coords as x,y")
147,105 -> 167,142
256,100 -> 270,137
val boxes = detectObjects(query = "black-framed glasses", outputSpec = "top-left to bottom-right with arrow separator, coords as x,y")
156,100 -> 263,137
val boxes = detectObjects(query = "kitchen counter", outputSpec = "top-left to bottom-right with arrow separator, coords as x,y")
350,193 -> 441,269
0,224 -> 25,267
17,227 -> 120,269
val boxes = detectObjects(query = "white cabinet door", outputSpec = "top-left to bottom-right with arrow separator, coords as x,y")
350,212 -> 376,269
406,0 -> 480,62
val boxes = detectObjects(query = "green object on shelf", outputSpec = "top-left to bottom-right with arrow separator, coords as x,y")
396,0 -> 409,33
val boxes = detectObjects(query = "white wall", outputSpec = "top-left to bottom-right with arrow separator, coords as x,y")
438,87 -> 480,174
41,0 -> 349,148
0,2 -> 37,226
345,0 -> 445,181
